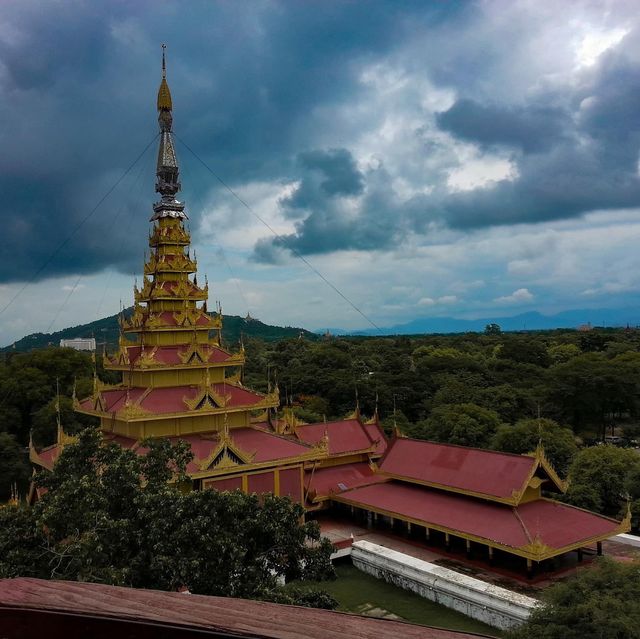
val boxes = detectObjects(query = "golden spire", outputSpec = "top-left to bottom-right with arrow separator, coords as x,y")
157,43 -> 172,111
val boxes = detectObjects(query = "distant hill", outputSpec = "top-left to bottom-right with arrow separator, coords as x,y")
2,309 -> 315,352
344,307 -> 640,336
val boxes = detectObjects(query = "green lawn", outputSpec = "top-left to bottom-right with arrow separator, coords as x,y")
310,563 -> 503,637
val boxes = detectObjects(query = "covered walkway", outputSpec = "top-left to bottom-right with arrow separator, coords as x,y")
330,479 -> 625,578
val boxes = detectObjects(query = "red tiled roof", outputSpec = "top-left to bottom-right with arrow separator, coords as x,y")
169,429 -> 314,473
0,578 -> 481,639
79,383 -> 266,415
296,419 -> 377,455
363,421 -> 388,455
380,438 -> 536,500
33,435 -> 139,472
124,344 -> 232,365
305,462 -> 386,501
35,445 -> 61,469
103,434 -> 139,449
231,428 -> 313,463
33,429 -> 313,477
516,499 -> 621,549
335,482 -> 620,554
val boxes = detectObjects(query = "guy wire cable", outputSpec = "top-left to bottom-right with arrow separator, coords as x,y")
179,150 -> 252,316
0,133 -> 159,319
174,134 -> 382,333
95,143 -> 154,319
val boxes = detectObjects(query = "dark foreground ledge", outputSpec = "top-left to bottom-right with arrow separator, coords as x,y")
0,577 -> 493,639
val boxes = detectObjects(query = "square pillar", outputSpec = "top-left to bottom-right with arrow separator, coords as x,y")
425,526 -> 431,542
466,539 -> 472,559
526,558 -> 534,580
407,522 -> 412,536
597,541 -> 603,556
577,548 -> 583,563
445,532 -> 451,552
488,546 -> 494,566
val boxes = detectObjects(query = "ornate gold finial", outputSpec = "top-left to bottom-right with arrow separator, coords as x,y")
320,427 -> 330,453
222,412 -> 230,441
393,424 -> 406,439
352,387 -> 361,420
55,378 -> 62,444
157,44 -> 172,111
8,483 -> 18,507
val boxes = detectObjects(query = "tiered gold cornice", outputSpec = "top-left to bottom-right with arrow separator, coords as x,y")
149,224 -> 190,247
144,252 -> 197,275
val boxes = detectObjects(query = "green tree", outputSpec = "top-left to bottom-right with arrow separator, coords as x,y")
484,323 -> 501,335
547,343 -> 580,365
508,558 -> 640,639
491,418 -> 577,476
498,338 -> 551,367
548,353 -> 640,437
579,332 -> 608,353
0,428 -> 335,604
32,395 -> 98,447
563,445 -> 640,517
413,403 -> 504,448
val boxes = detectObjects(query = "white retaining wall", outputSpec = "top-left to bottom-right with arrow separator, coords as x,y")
351,540 -> 538,630
613,533 -> 640,548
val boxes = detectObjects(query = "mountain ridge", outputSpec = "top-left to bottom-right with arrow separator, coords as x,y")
6,306 -> 640,352
2,310 -> 315,352
318,307 -> 640,336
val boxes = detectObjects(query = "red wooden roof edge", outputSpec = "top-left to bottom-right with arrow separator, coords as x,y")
0,578 -> 491,639
333,481 -> 625,558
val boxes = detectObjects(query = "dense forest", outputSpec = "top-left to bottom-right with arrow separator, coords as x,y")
2,326 -> 640,524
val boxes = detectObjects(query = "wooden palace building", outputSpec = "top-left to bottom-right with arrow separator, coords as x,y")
30,53 -> 629,576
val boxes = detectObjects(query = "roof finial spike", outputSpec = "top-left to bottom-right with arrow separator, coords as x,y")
162,43 -> 167,79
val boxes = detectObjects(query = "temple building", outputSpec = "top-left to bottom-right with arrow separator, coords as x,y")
30,52 -> 629,577
30,49 -> 386,506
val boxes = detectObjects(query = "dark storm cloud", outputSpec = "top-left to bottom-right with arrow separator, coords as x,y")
255,27 -> 640,258
254,158 -> 400,261
4,1 -> 640,276
1,0 -> 462,283
434,39 -> 640,230
436,99 -> 570,153
280,148 -> 364,217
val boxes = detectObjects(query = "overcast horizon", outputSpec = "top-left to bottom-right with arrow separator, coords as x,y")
2,1 -> 640,344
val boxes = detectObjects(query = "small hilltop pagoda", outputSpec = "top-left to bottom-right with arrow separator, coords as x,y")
30,49 -> 629,577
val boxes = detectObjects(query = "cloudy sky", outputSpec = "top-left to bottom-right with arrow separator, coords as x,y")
2,0 -> 640,344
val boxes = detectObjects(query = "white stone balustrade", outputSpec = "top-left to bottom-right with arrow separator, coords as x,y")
351,540 -> 539,630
